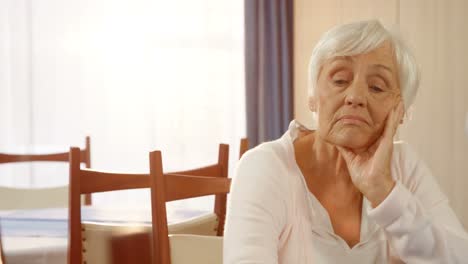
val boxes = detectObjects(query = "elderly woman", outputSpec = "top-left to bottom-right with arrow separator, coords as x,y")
224,20 -> 468,263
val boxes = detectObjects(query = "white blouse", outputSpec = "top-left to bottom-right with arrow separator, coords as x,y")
224,120 -> 468,263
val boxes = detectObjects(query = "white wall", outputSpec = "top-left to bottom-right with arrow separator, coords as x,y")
294,0 -> 468,227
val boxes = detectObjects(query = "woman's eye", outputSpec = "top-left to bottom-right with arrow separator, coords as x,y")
330,69 -> 352,87
370,85 -> 384,92
333,79 -> 349,86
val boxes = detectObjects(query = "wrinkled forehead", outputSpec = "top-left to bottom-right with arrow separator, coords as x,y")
326,41 -> 397,68
322,42 -> 399,80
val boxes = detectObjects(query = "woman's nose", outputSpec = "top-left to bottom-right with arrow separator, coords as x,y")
344,80 -> 367,107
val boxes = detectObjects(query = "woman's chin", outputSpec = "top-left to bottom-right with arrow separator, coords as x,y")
339,141 -> 369,151
328,134 -> 372,150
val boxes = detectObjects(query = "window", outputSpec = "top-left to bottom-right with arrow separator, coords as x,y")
0,0 -> 245,210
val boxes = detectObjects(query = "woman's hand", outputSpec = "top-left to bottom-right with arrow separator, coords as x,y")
337,101 -> 404,208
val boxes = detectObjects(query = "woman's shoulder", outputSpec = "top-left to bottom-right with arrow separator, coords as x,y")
239,137 -> 293,172
233,137 -> 294,190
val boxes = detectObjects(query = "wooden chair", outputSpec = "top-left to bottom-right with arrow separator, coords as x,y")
239,138 -> 249,159
69,144 -> 230,264
109,144 -> 230,264
0,137 -> 92,209
151,148 -> 231,264
68,147 -> 156,264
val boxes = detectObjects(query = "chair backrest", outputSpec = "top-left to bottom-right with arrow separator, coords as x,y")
149,148 -> 231,264
168,144 -> 229,235
69,144 -> 230,264
239,138 -> 249,159
68,147 -> 156,264
0,137 -> 92,209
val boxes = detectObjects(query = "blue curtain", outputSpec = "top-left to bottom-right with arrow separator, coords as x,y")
245,0 -> 294,147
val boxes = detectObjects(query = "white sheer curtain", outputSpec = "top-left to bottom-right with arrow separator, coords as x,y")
0,0 -> 245,210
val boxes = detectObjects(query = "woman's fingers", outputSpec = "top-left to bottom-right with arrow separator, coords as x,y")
370,100 -> 403,162
383,100 -> 403,141
368,135 -> 383,155
336,146 -> 355,164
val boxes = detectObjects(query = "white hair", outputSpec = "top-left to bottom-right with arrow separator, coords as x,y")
308,20 -> 420,109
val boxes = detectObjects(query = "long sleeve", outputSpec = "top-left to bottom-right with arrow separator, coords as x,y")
223,149 -> 289,264
368,143 -> 468,263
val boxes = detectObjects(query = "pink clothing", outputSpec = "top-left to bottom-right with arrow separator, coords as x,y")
224,120 -> 468,263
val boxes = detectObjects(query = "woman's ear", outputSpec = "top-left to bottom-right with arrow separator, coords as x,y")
308,96 -> 317,112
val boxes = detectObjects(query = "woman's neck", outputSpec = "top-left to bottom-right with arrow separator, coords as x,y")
294,131 -> 362,203
305,132 -> 350,182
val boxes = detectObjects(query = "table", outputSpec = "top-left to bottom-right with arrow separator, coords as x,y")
0,206 -> 209,264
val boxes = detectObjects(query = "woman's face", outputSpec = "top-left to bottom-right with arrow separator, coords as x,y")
312,42 -> 401,150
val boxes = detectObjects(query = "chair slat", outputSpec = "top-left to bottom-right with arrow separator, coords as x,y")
164,174 -> 231,202
80,170 -> 150,194
171,164 -> 220,178
0,152 -> 69,163
0,148 -> 88,164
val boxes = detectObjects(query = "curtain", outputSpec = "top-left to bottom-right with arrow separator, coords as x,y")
244,0 -> 294,147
